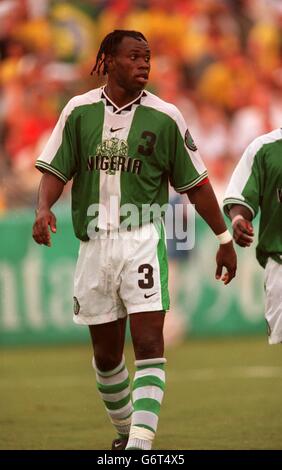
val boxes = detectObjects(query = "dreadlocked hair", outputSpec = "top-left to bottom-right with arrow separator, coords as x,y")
91,30 -> 147,76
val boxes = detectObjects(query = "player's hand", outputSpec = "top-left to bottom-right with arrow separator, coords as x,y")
215,240 -> 237,285
232,218 -> 254,247
32,208 -> 57,247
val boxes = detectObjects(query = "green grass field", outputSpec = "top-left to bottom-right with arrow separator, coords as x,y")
1,336 -> 282,450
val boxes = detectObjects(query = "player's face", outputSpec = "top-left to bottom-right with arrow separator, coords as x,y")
108,37 -> 151,92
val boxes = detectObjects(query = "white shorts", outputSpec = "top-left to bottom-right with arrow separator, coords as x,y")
264,258 -> 282,345
73,219 -> 169,325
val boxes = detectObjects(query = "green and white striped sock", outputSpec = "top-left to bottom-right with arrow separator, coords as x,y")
93,356 -> 132,438
126,357 -> 166,450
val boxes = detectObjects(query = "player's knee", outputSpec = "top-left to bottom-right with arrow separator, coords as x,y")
94,351 -> 123,373
133,334 -> 164,360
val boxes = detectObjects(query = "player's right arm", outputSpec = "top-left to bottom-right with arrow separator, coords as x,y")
33,98 -> 78,247
32,172 -> 65,247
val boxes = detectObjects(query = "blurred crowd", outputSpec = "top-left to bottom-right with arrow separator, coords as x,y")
0,0 -> 281,212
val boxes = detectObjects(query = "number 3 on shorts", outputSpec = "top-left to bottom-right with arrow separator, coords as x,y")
138,264 -> 154,289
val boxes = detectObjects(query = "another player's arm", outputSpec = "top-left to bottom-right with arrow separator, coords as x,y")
186,181 -> 237,285
229,204 -> 254,248
32,172 -> 65,247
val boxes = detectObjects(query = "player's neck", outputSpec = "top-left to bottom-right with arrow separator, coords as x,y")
104,82 -> 143,109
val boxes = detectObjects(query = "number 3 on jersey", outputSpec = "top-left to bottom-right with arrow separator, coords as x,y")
138,131 -> 156,156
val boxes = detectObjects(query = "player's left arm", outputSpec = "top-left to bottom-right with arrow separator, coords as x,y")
187,181 -> 237,285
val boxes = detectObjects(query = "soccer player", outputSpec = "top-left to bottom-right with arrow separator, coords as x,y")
32,30 -> 237,450
223,128 -> 282,345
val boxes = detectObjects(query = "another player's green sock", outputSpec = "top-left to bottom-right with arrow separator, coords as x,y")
93,356 -> 132,437
126,357 -> 166,450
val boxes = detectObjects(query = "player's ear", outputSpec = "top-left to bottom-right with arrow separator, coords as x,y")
105,54 -> 114,73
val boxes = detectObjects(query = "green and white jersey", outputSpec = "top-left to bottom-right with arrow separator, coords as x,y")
223,128 -> 282,268
36,87 -> 207,240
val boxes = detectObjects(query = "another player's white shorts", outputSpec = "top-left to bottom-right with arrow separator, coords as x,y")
264,258 -> 282,345
73,219 -> 170,325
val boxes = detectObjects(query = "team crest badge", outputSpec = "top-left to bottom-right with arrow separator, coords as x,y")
185,129 -> 197,151
73,296 -> 80,315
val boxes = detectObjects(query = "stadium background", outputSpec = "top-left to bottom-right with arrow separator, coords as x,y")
0,0 -> 282,450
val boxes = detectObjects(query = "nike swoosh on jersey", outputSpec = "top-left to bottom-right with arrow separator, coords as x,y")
110,127 -> 124,132
144,292 -> 157,299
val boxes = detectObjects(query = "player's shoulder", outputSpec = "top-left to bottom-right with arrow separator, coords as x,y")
63,88 -> 102,116
248,128 -> 282,155
143,90 -> 182,122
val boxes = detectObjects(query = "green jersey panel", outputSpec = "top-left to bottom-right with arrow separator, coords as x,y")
169,121 -> 207,192
223,128 -> 282,267
122,104 -> 171,225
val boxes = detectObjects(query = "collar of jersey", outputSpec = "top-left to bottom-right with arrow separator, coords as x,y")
101,86 -> 146,114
